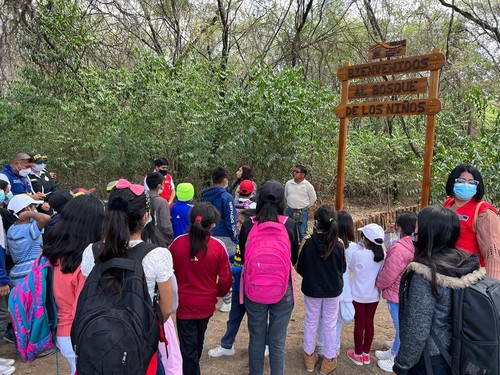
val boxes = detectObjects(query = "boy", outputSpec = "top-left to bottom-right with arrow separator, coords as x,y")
171,183 -> 194,239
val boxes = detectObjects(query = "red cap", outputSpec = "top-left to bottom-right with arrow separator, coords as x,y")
239,180 -> 254,195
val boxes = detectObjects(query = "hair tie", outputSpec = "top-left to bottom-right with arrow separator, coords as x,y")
195,216 -> 203,222
329,217 -> 334,222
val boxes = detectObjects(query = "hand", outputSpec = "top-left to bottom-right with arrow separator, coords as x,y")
32,192 -> 46,201
385,222 -> 395,233
0,284 -> 10,296
49,172 -> 57,181
41,202 -> 51,212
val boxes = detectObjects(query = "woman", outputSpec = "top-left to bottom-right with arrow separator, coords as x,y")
394,205 -> 483,374
229,165 -> 256,199
42,195 -> 105,373
239,180 -> 299,375
443,164 -> 500,279
169,202 -> 232,375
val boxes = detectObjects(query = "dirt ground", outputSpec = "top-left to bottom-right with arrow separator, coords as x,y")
0,202 -> 399,374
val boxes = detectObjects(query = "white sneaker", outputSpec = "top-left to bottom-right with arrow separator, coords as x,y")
264,345 -> 269,357
0,364 -> 15,375
384,339 -> 394,350
375,349 -> 394,360
0,359 -> 14,367
208,346 -> 235,358
377,358 -> 395,372
220,302 -> 231,312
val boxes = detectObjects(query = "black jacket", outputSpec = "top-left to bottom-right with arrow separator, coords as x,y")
296,232 -> 346,298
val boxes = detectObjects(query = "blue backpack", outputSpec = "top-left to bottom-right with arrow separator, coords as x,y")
8,255 -> 58,362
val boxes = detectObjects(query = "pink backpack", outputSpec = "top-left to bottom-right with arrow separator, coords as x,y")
241,216 -> 292,304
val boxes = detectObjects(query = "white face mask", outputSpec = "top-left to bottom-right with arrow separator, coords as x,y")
19,168 -> 31,177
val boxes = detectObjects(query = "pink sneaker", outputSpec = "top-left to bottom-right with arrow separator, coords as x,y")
363,353 -> 371,365
347,349 -> 363,366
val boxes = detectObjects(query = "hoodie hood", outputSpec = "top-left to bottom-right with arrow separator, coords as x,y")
201,186 -> 227,202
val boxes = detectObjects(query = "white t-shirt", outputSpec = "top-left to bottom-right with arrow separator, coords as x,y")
350,246 -> 383,303
81,240 -> 173,301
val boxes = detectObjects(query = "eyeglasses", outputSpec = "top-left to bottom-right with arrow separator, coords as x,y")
454,178 -> 479,186
20,157 -> 35,163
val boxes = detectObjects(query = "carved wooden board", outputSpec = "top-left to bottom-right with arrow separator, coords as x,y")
335,98 -> 441,118
368,40 -> 407,60
348,78 -> 428,99
337,53 -> 445,80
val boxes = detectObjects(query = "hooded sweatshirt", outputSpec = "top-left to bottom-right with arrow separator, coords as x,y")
394,253 -> 483,375
296,232 -> 347,298
201,186 -> 238,244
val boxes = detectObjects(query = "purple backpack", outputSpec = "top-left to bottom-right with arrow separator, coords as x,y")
241,216 -> 292,304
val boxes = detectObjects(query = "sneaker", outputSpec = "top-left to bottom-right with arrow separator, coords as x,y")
346,349 -> 363,366
38,348 -> 56,358
0,359 -> 14,367
303,351 -> 318,372
220,302 -> 231,312
384,339 -> 394,350
208,346 -> 235,358
0,364 -> 15,375
375,349 -> 394,360
319,357 -> 337,374
378,358 -> 395,372
362,353 -> 371,365
3,331 -> 14,344
264,345 -> 269,357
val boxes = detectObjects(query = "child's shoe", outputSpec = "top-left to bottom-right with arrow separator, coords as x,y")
346,349 -> 363,366
378,358 -> 395,372
319,357 -> 337,374
375,349 -> 394,360
362,352 -> 371,365
303,351 -> 318,373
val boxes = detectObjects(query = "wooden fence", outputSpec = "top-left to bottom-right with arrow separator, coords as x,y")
354,205 -> 420,239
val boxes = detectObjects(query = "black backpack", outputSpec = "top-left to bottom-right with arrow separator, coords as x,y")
426,276 -> 500,375
71,242 -> 161,375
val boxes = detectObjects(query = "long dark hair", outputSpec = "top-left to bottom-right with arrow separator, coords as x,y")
445,164 -> 484,201
230,165 -> 253,193
337,210 -> 355,246
43,195 -> 105,273
188,202 -> 220,259
314,205 -> 339,259
362,232 -> 385,263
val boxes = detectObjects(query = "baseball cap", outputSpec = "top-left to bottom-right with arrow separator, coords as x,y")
258,180 -> 285,203
358,223 -> 385,245
29,151 -> 48,164
239,180 -> 254,196
7,194 -> 44,215
176,183 -> 195,202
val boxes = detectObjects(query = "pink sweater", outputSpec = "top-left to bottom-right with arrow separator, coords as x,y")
376,236 -> 415,303
53,264 -> 86,336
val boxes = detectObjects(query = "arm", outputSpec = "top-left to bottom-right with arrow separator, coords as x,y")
157,278 -> 173,322
475,209 -> 500,278
287,219 -> 299,265
156,199 -> 174,245
306,181 -> 317,207
376,245 -> 405,291
168,179 -> 176,206
296,240 -> 306,276
217,247 -> 232,297
18,210 -> 51,230
238,218 -> 253,264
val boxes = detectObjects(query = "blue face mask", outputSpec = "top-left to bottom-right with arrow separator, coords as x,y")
0,191 -> 4,202
7,191 -> 13,201
33,164 -> 45,171
453,184 -> 477,200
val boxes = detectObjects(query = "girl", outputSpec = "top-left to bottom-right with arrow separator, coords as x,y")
169,202 -> 232,375
375,211 -> 417,372
229,165 -> 257,199
42,195 -> 105,373
347,223 -> 385,366
80,179 -> 174,372
394,205 -> 483,374
296,205 -> 346,375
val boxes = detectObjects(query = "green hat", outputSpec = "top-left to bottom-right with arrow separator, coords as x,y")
176,183 -> 194,201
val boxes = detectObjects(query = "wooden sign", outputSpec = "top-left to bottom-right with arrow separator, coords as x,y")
348,78 -> 428,99
335,98 -> 441,118
337,52 -> 445,80
369,40 -> 407,60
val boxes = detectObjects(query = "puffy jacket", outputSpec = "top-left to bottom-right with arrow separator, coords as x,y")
201,186 -> 238,244
376,236 -> 415,303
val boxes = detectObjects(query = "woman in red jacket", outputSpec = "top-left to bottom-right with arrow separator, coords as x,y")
443,164 -> 500,279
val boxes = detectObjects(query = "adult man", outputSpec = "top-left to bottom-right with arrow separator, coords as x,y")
146,172 -> 174,246
144,158 -> 176,207
0,152 -> 45,200
28,151 -> 57,195
285,164 -> 317,242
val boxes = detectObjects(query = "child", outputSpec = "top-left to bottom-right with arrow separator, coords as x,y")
296,204 -> 346,374
375,212 -> 417,372
169,202 -> 232,375
171,182 -> 194,239
234,180 -> 257,214
6,194 -> 50,285
347,223 -> 385,366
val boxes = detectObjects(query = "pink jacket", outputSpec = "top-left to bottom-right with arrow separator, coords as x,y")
376,236 -> 415,303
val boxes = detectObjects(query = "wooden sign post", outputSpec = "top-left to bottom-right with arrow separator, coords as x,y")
334,42 -> 445,210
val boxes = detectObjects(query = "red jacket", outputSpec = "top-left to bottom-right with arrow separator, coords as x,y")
169,234 -> 232,319
376,236 -> 415,303
159,173 -> 173,201
443,197 -> 498,266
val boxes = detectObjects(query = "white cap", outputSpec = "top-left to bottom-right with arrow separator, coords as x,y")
358,223 -> 385,245
7,194 -> 44,215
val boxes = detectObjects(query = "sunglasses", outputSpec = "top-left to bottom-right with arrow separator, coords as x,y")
293,170 -> 303,174
20,157 -> 35,163
454,178 -> 479,186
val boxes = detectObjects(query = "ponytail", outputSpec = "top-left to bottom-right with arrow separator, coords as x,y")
314,204 -> 339,259
188,202 -> 220,259
364,239 -> 385,263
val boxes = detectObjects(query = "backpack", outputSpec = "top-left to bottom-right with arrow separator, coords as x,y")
8,255 -> 58,362
241,216 -> 292,304
426,276 -> 500,375
71,242 -> 161,375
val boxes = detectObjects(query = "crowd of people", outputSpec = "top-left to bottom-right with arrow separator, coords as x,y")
0,152 -> 498,375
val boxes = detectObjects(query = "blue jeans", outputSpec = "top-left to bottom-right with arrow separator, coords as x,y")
245,282 -> 294,375
285,207 -> 308,242
220,291 -> 246,349
387,301 -> 400,355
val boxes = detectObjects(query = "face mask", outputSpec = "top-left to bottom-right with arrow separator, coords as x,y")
33,164 -> 45,171
358,239 -> 365,248
158,188 -> 163,195
0,191 -> 4,202
395,232 -> 401,240
19,168 -> 31,177
453,184 -> 477,200
6,191 -> 13,201
145,212 -> 152,225
158,170 -> 168,177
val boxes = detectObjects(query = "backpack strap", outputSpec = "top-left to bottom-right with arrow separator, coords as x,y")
127,241 -> 159,262
430,329 -> 452,368
92,241 -> 102,260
